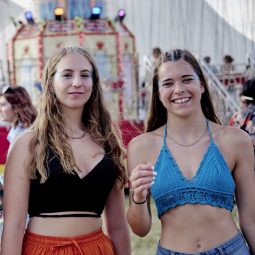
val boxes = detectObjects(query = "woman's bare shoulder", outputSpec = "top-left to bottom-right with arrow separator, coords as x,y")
127,127 -> 164,170
8,130 -> 35,157
211,123 -> 253,163
213,124 -> 251,146
128,127 -> 164,151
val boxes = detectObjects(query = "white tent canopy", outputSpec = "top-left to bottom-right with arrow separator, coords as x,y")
107,0 -> 255,78
0,0 -> 255,83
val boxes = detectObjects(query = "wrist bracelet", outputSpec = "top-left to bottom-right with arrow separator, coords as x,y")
132,193 -> 147,205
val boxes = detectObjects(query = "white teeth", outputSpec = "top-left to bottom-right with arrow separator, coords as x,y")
173,97 -> 190,104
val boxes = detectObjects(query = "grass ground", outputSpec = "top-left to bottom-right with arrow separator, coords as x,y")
125,196 -> 239,255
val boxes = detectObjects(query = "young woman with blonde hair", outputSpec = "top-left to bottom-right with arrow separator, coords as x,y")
1,47 -> 130,255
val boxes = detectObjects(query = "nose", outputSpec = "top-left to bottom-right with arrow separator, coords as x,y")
72,75 -> 82,87
173,80 -> 185,94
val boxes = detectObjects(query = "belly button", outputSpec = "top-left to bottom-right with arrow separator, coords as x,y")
196,243 -> 202,248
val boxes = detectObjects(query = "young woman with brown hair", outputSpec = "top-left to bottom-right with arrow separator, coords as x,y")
1,47 -> 130,255
127,49 -> 255,255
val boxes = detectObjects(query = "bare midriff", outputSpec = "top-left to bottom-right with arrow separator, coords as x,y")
27,211 -> 102,236
160,204 -> 238,253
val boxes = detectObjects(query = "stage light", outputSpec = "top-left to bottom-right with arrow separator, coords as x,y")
90,6 -> 101,20
55,7 -> 64,21
25,11 -> 34,24
114,9 -> 126,23
118,9 -> 126,22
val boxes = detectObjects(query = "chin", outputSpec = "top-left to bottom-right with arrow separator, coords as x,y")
70,105 -> 86,110
170,109 -> 194,118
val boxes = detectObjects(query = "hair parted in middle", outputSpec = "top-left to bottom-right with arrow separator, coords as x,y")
28,46 -> 127,188
146,48 -> 220,132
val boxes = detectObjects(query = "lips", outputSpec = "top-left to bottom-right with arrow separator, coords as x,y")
172,97 -> 191,104
68,92 -> 84,95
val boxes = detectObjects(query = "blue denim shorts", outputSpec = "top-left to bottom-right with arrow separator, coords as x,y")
156,232 -> 250,255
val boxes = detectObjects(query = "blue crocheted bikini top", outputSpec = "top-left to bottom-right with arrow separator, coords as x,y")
150,120 -> 235,218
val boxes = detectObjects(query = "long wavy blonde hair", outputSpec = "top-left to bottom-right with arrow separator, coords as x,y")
28,47 -> 127,188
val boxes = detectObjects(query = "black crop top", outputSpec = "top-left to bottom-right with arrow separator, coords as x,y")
28,147 -> 117,218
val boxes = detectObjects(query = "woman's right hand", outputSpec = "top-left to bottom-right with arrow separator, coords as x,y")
129,163 -> 156,203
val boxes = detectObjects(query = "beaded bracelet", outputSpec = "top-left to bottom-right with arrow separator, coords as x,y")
132,193 -> 147,205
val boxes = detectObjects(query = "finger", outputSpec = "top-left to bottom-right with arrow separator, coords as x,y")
130,169 -> 157,181
131,176 -> 155,189
138,163 -> 154,170
133,183 -> 153,197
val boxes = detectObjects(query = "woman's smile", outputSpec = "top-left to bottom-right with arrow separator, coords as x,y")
171,97 -> 192,104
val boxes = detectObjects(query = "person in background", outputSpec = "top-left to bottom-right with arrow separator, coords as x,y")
203,56 -> 218,74
221,54 -> 235,74
127,49 -> 255,254
0,85 -> 37,151
229,92 -> 250,127
140,47 -> 163,117
0,85 -> 37,240
151,47 -> 163,65
1,47 -> 131,255
230,78 -> 255,164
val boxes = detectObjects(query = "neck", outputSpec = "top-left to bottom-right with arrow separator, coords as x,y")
62,108 -> 85,135
11,120 -> 18,128
166,113 -> 207,138
10,115 -> 19,128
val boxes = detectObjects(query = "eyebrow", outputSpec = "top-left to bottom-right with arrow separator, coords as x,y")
161,75 -> 194,83
60,69 -> 91,73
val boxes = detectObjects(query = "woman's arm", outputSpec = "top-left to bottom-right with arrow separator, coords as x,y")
232,129 -> 255,255
1,132 -> 32,254
104,187 -> 131,255
126,135 -> 155,237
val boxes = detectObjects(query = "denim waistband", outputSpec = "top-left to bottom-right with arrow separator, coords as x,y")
156,231 -> 249,255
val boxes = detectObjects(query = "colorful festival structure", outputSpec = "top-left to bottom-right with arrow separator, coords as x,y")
8,0 -> 139,121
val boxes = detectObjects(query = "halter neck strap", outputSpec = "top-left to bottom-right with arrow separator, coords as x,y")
163,125 -> 167,146
206,118 -> 213,142
163,119 -> 212,145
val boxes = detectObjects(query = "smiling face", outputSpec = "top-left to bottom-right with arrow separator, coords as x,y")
158,59 -> 204,118
0,95 -> 18,125
53,52 -> 93,113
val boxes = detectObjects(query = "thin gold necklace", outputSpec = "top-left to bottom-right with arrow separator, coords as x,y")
167,127 -> 207,147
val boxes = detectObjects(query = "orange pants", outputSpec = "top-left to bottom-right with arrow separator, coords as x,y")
22,228 -> 116,255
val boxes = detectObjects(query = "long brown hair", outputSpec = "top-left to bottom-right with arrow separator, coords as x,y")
146,49 -> 220,132
28,47 -> 127,188
1,86 -> 37,128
